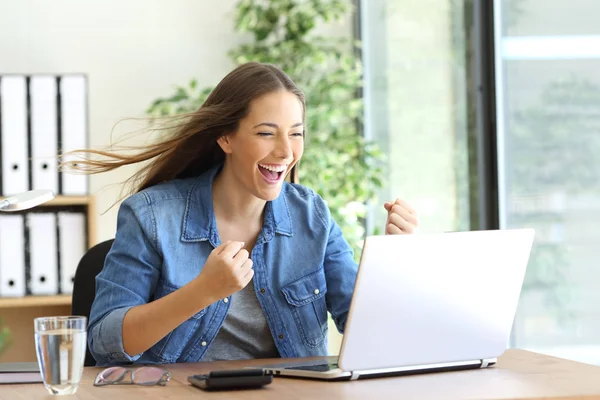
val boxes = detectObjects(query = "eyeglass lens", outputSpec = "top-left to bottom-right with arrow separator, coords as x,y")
132,367 -> 168,385
95,366 -> 168,386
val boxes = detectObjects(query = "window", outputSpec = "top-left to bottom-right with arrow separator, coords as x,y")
496,0 -> 600,364
361,0 -> 472,235
361,0 -> 600,364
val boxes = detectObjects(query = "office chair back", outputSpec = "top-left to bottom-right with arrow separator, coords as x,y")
71,239 -> 114,367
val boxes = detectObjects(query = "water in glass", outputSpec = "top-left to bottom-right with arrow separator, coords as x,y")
34,317 -> 87,395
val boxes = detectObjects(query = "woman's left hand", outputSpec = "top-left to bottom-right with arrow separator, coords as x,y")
384,198 -> 419,235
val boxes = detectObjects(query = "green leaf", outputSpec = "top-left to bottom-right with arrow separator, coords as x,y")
145,0 -> 385,260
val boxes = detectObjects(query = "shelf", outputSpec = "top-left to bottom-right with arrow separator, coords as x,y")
0,195 -> 92,207
0,295 -> 72,308
45,196 -> 92,206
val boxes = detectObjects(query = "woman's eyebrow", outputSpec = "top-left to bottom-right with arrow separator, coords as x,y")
253,122 -> 304,129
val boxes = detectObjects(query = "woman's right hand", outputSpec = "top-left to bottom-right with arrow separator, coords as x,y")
195,240 -> 254,301
121,240 -> 253,358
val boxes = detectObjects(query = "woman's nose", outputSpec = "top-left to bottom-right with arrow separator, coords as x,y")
275,135 -> 292,159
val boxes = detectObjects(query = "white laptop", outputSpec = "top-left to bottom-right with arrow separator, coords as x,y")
259,229 -> 535,380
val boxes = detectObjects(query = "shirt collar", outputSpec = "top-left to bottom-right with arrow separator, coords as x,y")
181,164 -> 293,244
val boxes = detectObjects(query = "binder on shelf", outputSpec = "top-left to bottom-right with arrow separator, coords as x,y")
0,214 -> 26,297
57,211 -> 86,294
59,75 -> 88,195
27,213 -> 58,295
30,76 -> 59,193
0,75 -> 29,196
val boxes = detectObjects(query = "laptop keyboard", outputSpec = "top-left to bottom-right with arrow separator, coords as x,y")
284,363 -> 340,372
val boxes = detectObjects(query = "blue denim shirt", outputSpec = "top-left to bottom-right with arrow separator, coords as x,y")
88,164 -> 358,366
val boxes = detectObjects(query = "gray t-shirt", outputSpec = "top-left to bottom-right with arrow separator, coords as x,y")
201,279 -> 280,361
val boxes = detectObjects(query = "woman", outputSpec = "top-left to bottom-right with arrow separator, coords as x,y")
80,62 -> 418,366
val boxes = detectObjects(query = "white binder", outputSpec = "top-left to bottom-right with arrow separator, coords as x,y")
0,75 -> 29,196
59,75 -> 88,195
27,213 -> 59,295
0,214 -> 26,297
30,76 -> 59,193
57,211 -> 87,294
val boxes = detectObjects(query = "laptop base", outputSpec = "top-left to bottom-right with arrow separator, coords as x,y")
260,358 -> 496,381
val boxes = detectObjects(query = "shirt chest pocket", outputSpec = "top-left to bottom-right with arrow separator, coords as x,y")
150,282 -> 208,362
281,269 -> 328,348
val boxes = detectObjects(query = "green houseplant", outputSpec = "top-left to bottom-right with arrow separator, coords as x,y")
147,0 -> 384,258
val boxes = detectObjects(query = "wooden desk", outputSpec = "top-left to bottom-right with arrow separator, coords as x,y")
3,349 -> 600,399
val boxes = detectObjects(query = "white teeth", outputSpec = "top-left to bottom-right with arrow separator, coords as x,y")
259,164 -> 287,172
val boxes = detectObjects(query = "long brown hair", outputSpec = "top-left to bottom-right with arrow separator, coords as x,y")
61,62 -> 305,195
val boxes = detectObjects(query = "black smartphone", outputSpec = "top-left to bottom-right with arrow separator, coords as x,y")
187,369 -> 273,391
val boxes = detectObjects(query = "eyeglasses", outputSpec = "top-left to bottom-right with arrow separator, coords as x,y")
94,366 -> 171,387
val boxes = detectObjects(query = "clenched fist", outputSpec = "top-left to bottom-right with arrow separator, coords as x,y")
194,240 -> 254,301
384,198 -> 419,235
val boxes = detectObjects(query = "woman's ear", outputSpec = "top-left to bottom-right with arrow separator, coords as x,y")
217,135 -> 233,154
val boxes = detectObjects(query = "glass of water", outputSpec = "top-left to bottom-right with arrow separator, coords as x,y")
34,316 -> 87,395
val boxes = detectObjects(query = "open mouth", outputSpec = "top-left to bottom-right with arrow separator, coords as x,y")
258,164 -> 287,183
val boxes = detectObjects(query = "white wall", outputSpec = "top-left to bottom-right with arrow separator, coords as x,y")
0,0 -> 244,242
0,0 -> 352,244
1,0 -> 351,355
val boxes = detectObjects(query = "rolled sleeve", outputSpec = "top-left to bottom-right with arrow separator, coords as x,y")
89,306 -> 141,365
314,196 -> 359,334
87,193 -> 162,366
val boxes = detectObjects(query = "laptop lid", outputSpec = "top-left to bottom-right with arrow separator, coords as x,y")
338,229 -> 535,372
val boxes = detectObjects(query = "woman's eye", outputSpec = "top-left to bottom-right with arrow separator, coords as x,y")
291,132 -> 304,137
258,132 -> 274,136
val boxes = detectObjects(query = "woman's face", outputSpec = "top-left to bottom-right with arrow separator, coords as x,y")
218,90 -> 305,201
